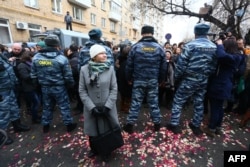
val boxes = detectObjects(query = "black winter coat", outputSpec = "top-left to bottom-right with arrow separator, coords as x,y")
17,61 -> 36,92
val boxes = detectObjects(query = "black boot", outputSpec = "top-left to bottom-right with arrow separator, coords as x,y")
4,136 -> 14,145
123,123 -> 133,134
0,129 -> 8,147
154,123 -> 161,132
32,116 -> 41,124
12,119 -> 30,133
66,123 -> 77,132
43,124 -> 50,133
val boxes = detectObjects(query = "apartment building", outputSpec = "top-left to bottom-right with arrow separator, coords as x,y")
0,0 -> 164,47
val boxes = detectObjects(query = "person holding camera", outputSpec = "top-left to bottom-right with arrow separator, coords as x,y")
78,44 -> 119,162
204,37 -> 246,137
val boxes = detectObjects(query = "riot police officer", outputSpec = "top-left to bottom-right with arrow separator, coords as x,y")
166,23 -> 217,136
123,25 -> 167,133
0,53 -> 30,145
31,35 -> 77,133
78,28 -> 114,71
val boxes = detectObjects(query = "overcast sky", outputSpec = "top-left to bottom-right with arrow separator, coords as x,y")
163,0 -> 212,44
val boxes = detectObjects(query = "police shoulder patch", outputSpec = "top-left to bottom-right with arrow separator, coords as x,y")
38,60 -> 53,66
141,47 -> 156,52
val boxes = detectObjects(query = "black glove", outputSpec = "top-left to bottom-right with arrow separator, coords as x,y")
102,106 -> 110,115
91,107 -> 101,117
91,107 -> 110,117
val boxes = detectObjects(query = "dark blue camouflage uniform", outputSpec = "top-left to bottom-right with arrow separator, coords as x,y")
125,36 -> 167,125
30,48 -> 75,126
0,54 -> 20,130
78,39 -> 114,70
170,37 -> 217,127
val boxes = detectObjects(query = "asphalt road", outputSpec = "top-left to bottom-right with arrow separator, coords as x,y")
1,99 -> 249,167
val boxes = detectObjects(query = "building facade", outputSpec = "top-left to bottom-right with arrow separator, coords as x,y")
0,0 -> 165,47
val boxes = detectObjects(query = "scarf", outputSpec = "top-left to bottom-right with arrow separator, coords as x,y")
88,60 -> 111,86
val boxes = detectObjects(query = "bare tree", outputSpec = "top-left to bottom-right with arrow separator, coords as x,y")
132,0 -> 249,38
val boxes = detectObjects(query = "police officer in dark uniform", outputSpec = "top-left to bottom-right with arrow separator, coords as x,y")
30,35 -> 77,133
123,25 -> 167,133
78,28 -> 114,71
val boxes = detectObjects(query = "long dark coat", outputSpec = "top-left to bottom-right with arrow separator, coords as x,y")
207,45 -> 245,100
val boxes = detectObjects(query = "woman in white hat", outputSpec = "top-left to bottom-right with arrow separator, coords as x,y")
78,44 -> 120,162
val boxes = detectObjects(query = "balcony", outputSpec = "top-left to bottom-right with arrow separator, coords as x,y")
68,0 -> 91,8
109,11 -> 121,22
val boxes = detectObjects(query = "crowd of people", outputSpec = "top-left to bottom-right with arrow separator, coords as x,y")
0,23 -> 250,162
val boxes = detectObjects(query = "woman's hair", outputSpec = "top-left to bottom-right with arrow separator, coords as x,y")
121,45 -> 131,57
20,51 -> 33,62
178,42 -> 185,48
112,45 -> 119,51
105,41 -> 113,48
223,36 -> 239,54
64,48 -> 69,56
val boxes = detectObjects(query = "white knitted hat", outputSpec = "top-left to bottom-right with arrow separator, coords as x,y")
90,44 -> 106,59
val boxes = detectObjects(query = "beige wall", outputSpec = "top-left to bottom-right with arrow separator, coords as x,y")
0,0 -> 164,45
0,1 -> 89,42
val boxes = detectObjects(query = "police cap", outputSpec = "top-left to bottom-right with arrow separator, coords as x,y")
44,35 -> 60,47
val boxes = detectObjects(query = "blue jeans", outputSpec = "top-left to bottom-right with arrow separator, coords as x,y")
208,98 -> 224,130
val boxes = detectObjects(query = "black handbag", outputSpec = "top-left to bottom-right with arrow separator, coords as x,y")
90,115 -> 124,156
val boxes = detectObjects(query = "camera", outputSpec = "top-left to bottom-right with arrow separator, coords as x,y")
218,32 -> 227,41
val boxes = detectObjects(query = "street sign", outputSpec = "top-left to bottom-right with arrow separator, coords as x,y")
165,33 -> 172,40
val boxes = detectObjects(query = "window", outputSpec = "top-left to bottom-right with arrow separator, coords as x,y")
24,0 -> 39,8
110,21 -> 115,32
73,6 -> 83,21
71,37 -> 79,46
91,0 -> 95,5
81,38 -> 88,46
110,1 -> 120,13
28,23 -> 41,42
51,0 -> 62,13
91,13 -> 96,25
101,0 -> 105,10
133,30 -> 137,39
124,27 -> 127,36
101,18 -> 106,28
0,19 -> 12,44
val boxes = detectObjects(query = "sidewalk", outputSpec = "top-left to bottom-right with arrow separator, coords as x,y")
0,103 -> 249,167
